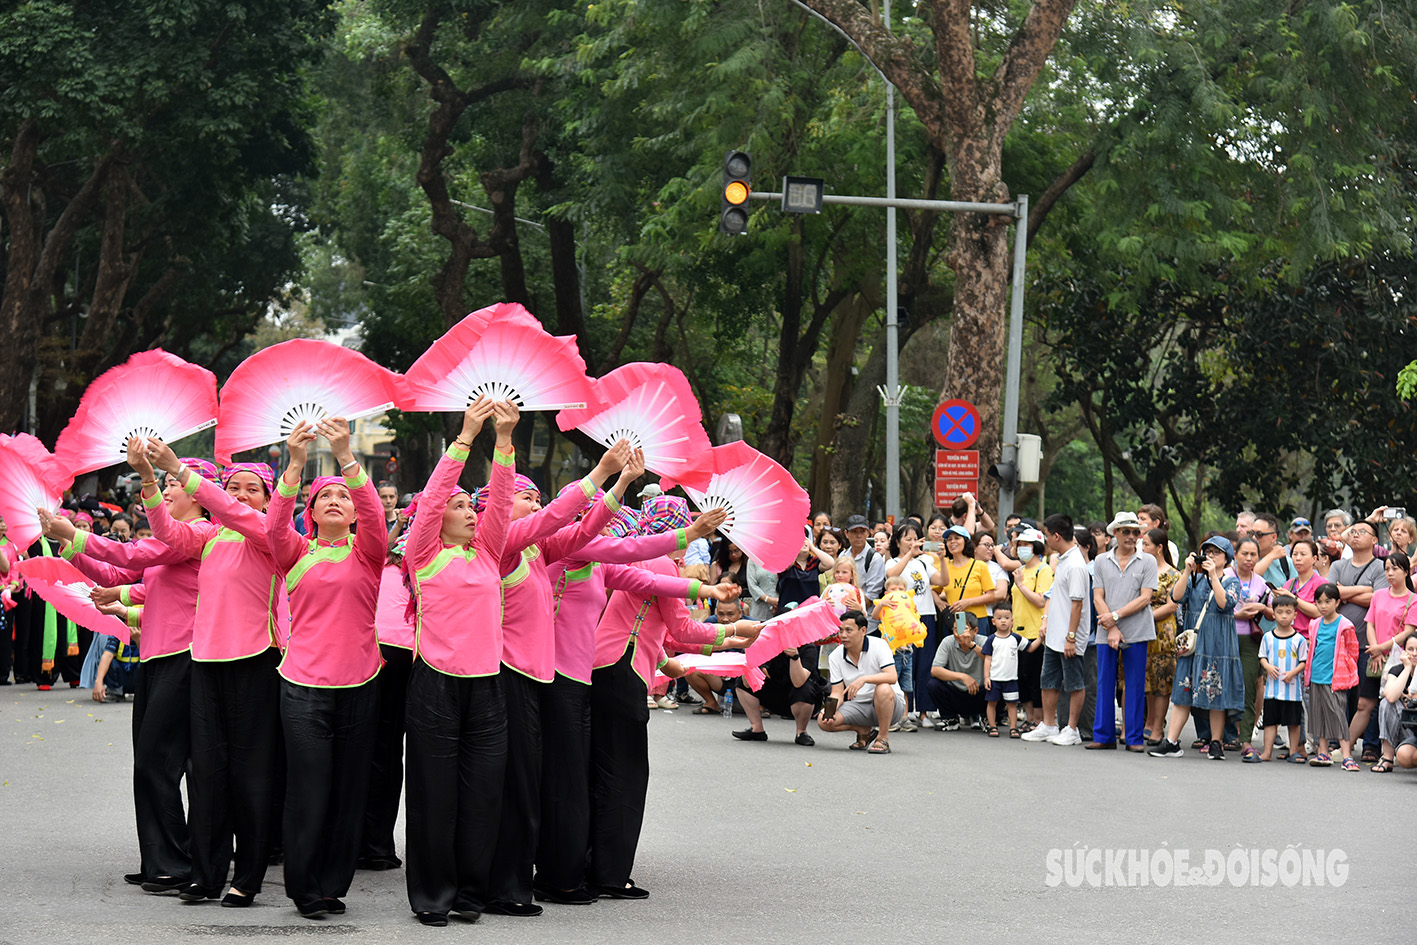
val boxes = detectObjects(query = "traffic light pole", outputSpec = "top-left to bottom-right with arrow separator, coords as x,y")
748,189 -> 1027,531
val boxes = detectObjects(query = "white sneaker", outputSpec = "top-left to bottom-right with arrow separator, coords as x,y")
918,715 -> 936,729
1021,724 -> 1059,742
1048,727 -> 1083,746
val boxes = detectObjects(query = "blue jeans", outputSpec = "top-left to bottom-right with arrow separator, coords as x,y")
1094,642 -> 1147,745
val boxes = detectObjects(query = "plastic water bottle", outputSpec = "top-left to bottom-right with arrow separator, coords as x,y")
721,685 -> 734,718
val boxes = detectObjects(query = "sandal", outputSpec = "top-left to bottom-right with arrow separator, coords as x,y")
1009,727 -> 1021,739
1372,758 -> 1394,773
1341,757 -> 1361,771
1309,753 -> 1333,767
1286,753 -> 1309,764
693,705 -> 718,715
867,739 -> 892,754
849,736 -> 870,750
1190,739 -> 1207,750
985,725 -> 999,737
1360,747 -> 1380,764
1222,740 -> 1242,752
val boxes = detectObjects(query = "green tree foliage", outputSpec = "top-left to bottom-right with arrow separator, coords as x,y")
0,0 -> 334,441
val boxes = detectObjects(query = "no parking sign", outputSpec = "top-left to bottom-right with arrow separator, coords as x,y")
931,399 -> 981,450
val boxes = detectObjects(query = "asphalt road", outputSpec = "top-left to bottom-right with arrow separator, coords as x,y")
0,685 -> 1404,945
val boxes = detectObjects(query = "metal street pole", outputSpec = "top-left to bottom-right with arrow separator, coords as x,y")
996,194 -> 1028,537
883,0 -> 900,523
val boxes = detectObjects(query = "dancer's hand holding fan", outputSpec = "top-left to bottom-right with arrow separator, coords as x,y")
14,557 -> 134,644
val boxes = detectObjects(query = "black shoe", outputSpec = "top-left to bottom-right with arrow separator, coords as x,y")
356,854 -> 402,871
297,900 -> 329,919
417,912 -> 449,927
0,678 -> 12,685
268,850 -> 284,866
1208,740 -> 1225,761
124,872 -> 145,886
533,886 -> 598,905
731,728 -> 767,741
1147,740 -> 1184,758
177,883 -> 222,901
595,881 -> 649,900
794,732 -> 815,746
323,898 -> 346,915
484,900 -> 543,917
141,875 -> 189,893
221,892 -> 253,908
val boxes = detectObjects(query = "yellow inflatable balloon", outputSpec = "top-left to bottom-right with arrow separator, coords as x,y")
874,589 -> 927,652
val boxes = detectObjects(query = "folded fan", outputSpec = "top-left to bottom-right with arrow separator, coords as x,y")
401,302 -> 591,412
651,651 -> 750,689
0,434 -> 70,549
54,350 -> 218,477
15,557 -> 132,644
558,366 -> 712,490
662,441 -> 809,572
214,339 -> 403,464
740,597 -> 844,690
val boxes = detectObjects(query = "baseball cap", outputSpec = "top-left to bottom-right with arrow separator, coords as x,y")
1290,517 -> 1312,532
844,514 -> 869,531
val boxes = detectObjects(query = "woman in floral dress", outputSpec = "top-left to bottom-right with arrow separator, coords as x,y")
1143,528 -> 1180,743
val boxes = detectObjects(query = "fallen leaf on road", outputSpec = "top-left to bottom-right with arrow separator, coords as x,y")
784,788 -> 797,793
32,735 -> 42,740
54,719 -> 64,724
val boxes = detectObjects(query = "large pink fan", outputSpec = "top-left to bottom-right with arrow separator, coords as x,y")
400,303 -> 591,412
15,557 -> 132,644
651,651 -> 750,689
741,597 -> 844,689
556,362 -> 666,429
662,441 -> 809,572
54,350 -> 218,477
214,339 -> 403,464
558,366 -> 712,489
0,434 -> 69,549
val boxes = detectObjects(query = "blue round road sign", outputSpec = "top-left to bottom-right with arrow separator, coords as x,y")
931,399 -> 981,449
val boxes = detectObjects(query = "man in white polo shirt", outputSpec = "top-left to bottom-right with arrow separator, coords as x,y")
1090,511 -> 1159,751
817,610 -> 904,753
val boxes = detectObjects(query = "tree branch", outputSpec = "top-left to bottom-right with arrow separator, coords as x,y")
988,0 -> 1079,149
1027,146 -> 1094,244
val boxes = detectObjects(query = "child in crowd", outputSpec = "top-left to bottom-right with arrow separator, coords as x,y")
980,603 -> 1036,737
823,554 -> 867,613
92,632 -> 140,703
1306,583 -> 1361,769
874,575 -> 921,731
1252,594 -> 1307,763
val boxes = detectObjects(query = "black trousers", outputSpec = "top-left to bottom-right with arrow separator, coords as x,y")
280,677 -> 379,908
588,645 -> 649,891
132,652 -> 192,880
489,669 -> 546,904
535,674 -> 592,892
926,678 -> 987,720
11,595 -> 33,682
0,606 -> 12,683
403,661 -> 507,916
361,644 -> 412,863
188,649 -> 281,893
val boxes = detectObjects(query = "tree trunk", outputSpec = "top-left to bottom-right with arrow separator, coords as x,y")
807,285 -> 878,511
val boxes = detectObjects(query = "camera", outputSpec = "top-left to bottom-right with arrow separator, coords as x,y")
1385,507 -> 1406,520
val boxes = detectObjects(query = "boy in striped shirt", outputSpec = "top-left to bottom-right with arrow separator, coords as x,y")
1254,594 -> 1308,763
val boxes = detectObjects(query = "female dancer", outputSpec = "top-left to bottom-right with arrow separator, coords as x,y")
588,496 -> 761,899
265,417 -> 385,918
141,440 -> 285,906
535,502 -> 733,903
38,447 -> 212,892
401,397 -> 518,927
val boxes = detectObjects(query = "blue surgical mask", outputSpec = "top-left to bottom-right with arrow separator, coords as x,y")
1018,547 -> 1035,563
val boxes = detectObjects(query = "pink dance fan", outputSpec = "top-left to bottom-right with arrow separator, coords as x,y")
557,365 -> 712,490
555,362 -> 665,429
55,350 -> 218,477
651,651 -> 749,689
0,434 -> 69,549
214,339 -> 403,463
662,441 -> 809,572
740,597 -> 844,689
15,557 -> 133,644
400,303 -> 591,412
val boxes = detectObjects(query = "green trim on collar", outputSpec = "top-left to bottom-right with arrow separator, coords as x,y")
286,541 -> 355,591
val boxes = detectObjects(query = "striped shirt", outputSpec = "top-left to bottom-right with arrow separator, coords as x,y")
1259,629 -> 1308,702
